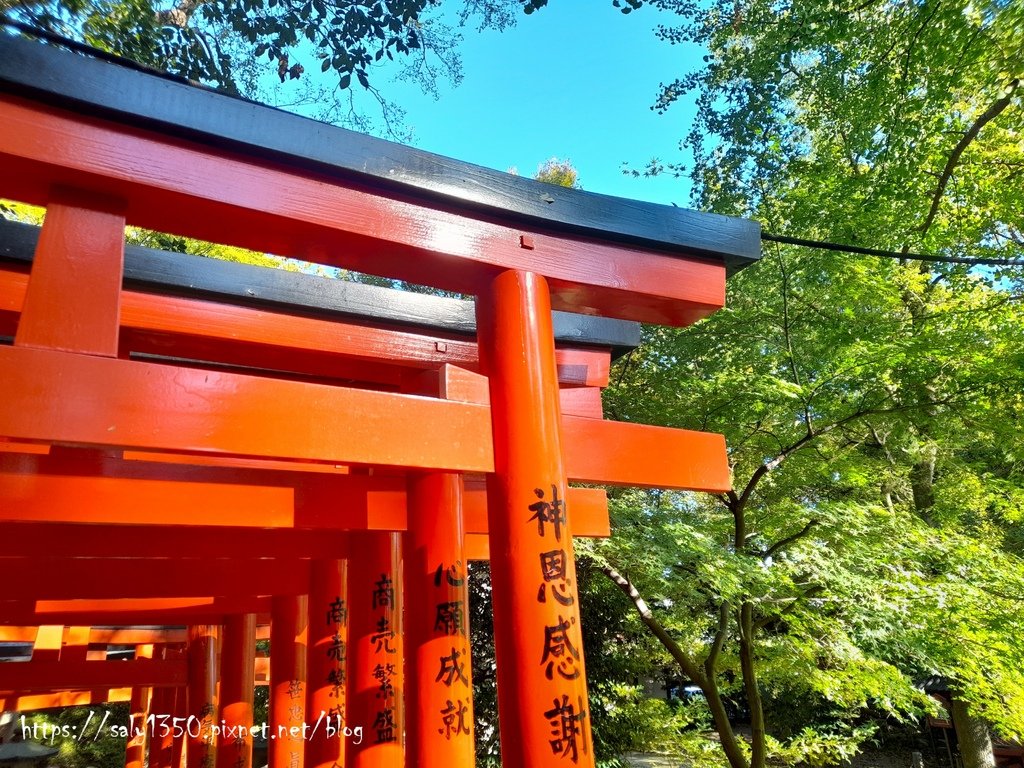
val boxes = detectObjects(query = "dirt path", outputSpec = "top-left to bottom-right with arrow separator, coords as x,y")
622,753 -> 688,768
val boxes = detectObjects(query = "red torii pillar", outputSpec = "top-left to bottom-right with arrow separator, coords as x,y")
187,625 -> 219,768
346,533 -> 403,768
477,270 -> 595,767
125,644 -> 154,768
405,473 -> 475,765
218,614 -> 256,768
270,595 -> 308,768
149,645 -> 181,768
306,560 -> 349,768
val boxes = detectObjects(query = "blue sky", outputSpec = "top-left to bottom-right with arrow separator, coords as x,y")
344,2 -> 705,207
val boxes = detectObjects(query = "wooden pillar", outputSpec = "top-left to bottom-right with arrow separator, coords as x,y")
171,674 -> 188,768
306,560 -> 348,768
346,533 -> 403,768
149,652 -> 178,768
15,188 -> 125,355
125,644 -> 154,768
405,472 -> 474,766
218,615 -> 256,768
187,625 -> 219,768
270,595 -> 308,768
476,269 -> 596,767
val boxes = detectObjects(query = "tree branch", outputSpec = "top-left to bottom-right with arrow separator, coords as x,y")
601,565 -> 706,685
753,584 -> 825,630
704,600 -> 730,677
760,519 -> 820,560
919,78 -> 1020,236
155,0 -> 205,28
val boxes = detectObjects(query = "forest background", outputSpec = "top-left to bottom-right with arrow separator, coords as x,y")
1,1 -> 1022,767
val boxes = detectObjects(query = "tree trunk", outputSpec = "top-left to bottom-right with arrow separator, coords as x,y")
739,602 -> 766,768
701,675 -> 750,768
950,697 -> 996,768
601,565 -> 750,768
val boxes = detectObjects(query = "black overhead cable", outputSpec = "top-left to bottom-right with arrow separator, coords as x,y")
762,232 -> 1023,267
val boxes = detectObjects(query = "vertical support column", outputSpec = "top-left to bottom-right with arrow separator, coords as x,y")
405,473 -> 474,766
125,644 -> 155,768
476,269 -> 596,767
270,595 -> 308,768
15,188 -> 125,356
171,678 -> 188,768
149,644 -> 178,768
149,685 -> 176,768
218,615 -> 256,768
306,561 -> 348,768
346,533 -> 403,768
187,625 -> 219,768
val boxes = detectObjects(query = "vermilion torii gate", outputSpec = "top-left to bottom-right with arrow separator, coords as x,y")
0,31 -> 759,768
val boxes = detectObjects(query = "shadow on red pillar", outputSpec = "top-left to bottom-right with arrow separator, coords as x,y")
306,560 -> 348,768
270,595 -> 308,768
476,269 -> 596,767
346,533 -> 403,768
405,472 -> 475,767
218,614 -> 256,768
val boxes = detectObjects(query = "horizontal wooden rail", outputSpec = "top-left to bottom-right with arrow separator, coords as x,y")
0,558 -> 312,600
0,346 -> 730,491
0,627 -> 189,644
0,598 -> 271,626
0,36 -> 759,272
0,267 -> 614,388
0,659 -> 186,691
0,454 -> 611,533
0,689 -> 133,711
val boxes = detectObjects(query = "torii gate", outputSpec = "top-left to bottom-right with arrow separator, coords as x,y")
0,32 -> 759,768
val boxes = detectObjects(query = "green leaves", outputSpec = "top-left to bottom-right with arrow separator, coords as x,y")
602,2 -> 1024,759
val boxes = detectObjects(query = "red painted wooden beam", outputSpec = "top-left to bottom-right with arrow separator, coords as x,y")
0,345 -> 493,471
0,597 -> 271,626
0,347 -> 729,490
0,627 -> 189,644
0,689 -> 133,711
0,659 -> 186,691
0,558 -> 311,599
0,455 -> 611,535
0,267 -> 612,389
0,95 -> 725,325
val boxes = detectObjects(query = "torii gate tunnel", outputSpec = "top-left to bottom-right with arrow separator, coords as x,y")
0,33 -> 760,768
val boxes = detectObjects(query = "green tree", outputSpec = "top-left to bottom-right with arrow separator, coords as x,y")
597,247 -> 1024,768
534,157 -> 581,189
595,1 -> 1024,767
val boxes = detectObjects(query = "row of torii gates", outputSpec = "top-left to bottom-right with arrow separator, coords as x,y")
0,32 -> 759,768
